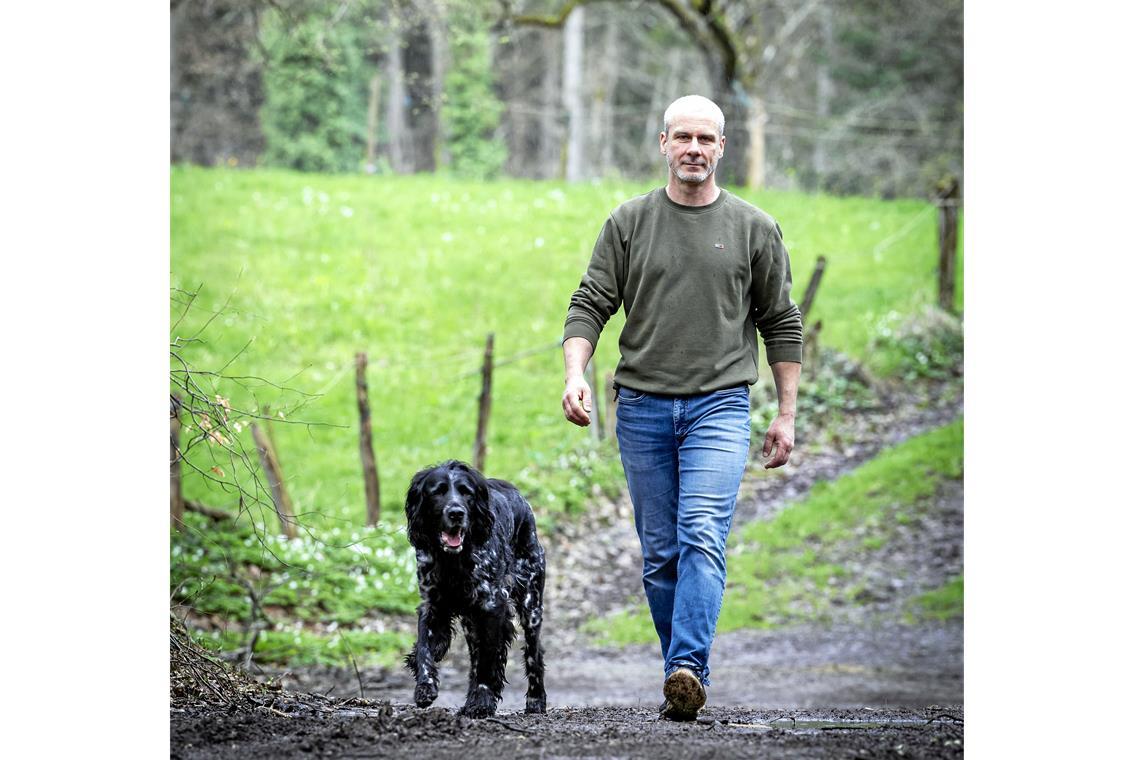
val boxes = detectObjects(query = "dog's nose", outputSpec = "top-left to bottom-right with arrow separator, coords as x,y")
445,506 -> 465,522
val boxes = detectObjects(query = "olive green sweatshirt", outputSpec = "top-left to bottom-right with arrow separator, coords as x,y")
563,187 -> 802,395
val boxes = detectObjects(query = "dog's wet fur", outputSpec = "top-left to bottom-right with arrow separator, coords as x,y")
403,460 -> 546,717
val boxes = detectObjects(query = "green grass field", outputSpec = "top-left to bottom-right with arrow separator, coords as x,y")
171,166 -> 963,528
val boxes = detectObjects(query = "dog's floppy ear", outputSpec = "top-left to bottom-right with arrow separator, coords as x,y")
404,466 -> 434,550
459,462 -> 495,546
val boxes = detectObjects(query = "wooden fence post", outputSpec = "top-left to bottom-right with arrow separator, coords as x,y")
251,422 -> 297,539
355,352 -> 381,527
473,333 -> 495,472
585,358 -> 603,441
170,394 -> 184,530
604,371 -> 617,442
800,256 -> 827,321
936,176 -> 961,313
804,319 -> 823,379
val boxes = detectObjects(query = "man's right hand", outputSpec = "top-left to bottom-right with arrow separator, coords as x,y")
561,337 -> 596,427
561,376 -> 593,427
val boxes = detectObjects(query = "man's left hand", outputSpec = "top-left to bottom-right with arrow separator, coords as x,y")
762,413 -> 795,469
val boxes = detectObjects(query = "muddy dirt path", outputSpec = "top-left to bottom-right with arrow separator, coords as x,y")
173,384 -> 964,758
172,703 -> 964,759
296,618 -> 961,713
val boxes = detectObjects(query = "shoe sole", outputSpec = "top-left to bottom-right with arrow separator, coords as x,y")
662,668 -> 706,720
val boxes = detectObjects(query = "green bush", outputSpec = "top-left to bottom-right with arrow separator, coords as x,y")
907,575 -> 964,622
868,306 -> 963,381
260,15 -> 368,173
441,7 -> 506,179
171,511 -> 419,666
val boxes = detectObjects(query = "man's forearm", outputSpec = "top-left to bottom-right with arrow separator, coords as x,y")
770,361 -> 801,417
563,337 -> 594,382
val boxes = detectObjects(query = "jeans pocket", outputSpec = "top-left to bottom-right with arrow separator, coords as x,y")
711,384 -> 749,398
617,386 -> 648,405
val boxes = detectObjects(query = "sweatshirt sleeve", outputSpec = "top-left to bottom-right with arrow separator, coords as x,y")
750,222 -> 803,364
563,215 -> 626,349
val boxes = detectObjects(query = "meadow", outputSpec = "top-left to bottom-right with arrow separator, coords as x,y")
171,166 -> 963,531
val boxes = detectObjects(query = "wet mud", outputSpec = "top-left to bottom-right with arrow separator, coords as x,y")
171,703 -> 963,759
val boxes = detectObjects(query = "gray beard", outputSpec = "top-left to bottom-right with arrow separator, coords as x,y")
669,158 -> 717,184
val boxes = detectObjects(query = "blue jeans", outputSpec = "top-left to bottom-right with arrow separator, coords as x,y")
615,384 -> 751,686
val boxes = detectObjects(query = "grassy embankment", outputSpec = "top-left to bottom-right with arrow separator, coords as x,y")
170,166 -> 962,666
585,417 -> 965,646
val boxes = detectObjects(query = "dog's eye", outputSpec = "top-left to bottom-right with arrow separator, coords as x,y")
430,482 -> 448,496
456,484 -> 473,496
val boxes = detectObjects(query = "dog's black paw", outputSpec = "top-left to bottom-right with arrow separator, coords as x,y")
458,689 -> 498,718
414,680 -> 438,708
458,702 -> 497,718
525,695 -> 546,714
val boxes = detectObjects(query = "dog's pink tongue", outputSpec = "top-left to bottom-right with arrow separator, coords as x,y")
441,531 -> 462,548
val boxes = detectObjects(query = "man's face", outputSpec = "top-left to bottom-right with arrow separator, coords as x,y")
660,113 -> 725,185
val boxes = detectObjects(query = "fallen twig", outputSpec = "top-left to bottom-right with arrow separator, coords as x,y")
257,704 -> 293,719
483,716 -> 536,734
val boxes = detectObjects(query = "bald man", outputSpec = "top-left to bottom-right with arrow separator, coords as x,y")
561,94 -> 803,720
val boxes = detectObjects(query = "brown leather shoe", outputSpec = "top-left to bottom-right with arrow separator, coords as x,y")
660,667 -> 706,721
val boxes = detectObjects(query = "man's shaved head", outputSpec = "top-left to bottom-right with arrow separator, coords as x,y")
663,95 -> 725,137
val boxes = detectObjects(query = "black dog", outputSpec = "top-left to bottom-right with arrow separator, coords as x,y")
403,460 -> 546,717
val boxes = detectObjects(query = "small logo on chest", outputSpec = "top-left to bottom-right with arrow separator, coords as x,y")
713,242 -> 725,249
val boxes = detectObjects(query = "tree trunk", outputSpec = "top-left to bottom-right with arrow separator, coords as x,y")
355,352 -> 381,527
385,22 -> 407,173
366,69 -> 383,172
592,17 -> 620,173
540,30 -> 562,179
429,3 -> 449,169
746,98 -> 768,190
711,83 -> 751,188
170,0 -> 182,155
561,6 -> 585,182
647,49 -> 683,148
812,1 -> 835,186
404,16 -> 437,172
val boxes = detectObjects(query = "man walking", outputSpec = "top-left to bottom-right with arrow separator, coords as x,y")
560,95 -> 802,720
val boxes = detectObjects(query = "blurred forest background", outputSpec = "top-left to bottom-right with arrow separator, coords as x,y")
171,0 -> 962,198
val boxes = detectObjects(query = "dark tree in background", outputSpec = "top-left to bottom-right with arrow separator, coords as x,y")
170,0 -> 265,166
